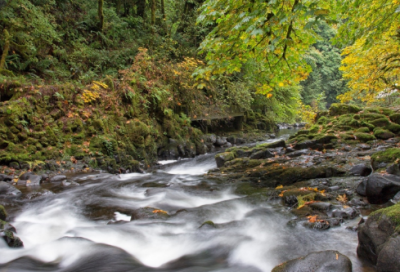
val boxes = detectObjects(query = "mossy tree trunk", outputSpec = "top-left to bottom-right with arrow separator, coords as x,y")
0,29 -> 10,70
161,0 -> 167,33
98,0 -> 104,32
136,0 -> 146,19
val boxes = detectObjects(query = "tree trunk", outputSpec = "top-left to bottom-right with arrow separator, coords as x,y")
0,29 -> 10,70
98,0 -> 104,31
136,0 -> 146,19
161,0 -> 167,33
150,0 -> 156,47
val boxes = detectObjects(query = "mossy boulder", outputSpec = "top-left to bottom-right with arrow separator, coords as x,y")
356,113 -> 386,121
357,203 -> 400,270
390,113 -> 400,125
370,118 -> 390,128
215,152 -> 236,168
388,123 -> 400,134
257,139 -> 286,149
354,133 -> 376,142
329,103 -> 360,116
371,148 -> 400,168
374,128 -> 395,140
357,127 -> 370,133
314,134 -> 337,144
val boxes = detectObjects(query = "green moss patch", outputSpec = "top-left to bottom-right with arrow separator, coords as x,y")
371,148 -> 400,164
329,103 -> 360,116
354,133 -> 376,142
374,128 -> 395,140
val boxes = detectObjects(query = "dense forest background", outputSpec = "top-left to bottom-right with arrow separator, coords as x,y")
0,0 -> 399,166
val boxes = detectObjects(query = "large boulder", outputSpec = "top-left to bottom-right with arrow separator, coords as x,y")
360,173 -> 400,204
371,148 -> 400,170
272,250 -> 352,272
249,149 -> 274,160
357,204 -> 400,271
329,103 -> 360,116
349,164 -> 372,177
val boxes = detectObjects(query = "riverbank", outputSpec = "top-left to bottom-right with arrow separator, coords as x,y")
210,103 -> 400,271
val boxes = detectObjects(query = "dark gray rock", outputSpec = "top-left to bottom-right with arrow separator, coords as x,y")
386,163 -> 400,176
264,139 -> 286,149
236,149 -> 252,158
357,144 -> 371,150
357,206 -> 400,271
349,164 -> 372,176
0,174 -> 12,182
392,191 -> 400,203
0,181 -> 22,198
1,230 -> 23,248
226,136 -> 236,144
250,150 -> 274,160
50,175 -> 67,183
131,207 -> 169,221
309,202 -> 332,211
287,149 -> 310,158
271,250 -> 352,272
356,178 -> 367,196
332,207 -> 358,219
376,236 -> 400,272
215,136 -> 227,147
294,140 -> 320,150
364,173 -> 400,204
206,134 -> 217,144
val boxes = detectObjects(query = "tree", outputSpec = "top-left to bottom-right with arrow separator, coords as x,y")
98,0 -> 105,31
196,0 -> 333,95
335,0 -> 400,103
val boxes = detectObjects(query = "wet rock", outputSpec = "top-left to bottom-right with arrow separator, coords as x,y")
130,207 -> 170,220
269,133 -> 276,139
215,136 -> 227,147
332,207 -> 358,219
356,178 -> 367,196
272,250 -> 352,272
309,202 -> 332,212
303,220 -> 331,230
215,152 -> 236,168
0,181 -> 22,198
357,144 -> 371,150
250,149 -> 274,160
294,140 -> 320,150
199,220 -> 216,230
206,134 -> 217,144
236,149 -> 252,158
19,175 -> 42,187
357,204 -> 400,271
226,136 -> 236,144
223,142 -> 232,148
349,164 -> 372,177
50,175 -> 67,183
0,174 -> 12,182
141,182 -> 169,188
287,149 -> 311,158
1,230 -> 24,248
364,173 -> 400,204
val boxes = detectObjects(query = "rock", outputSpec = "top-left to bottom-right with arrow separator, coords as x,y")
0,181 -> 22,198
206,134 -> 217,144
386,163 -> 400,176
199,220 -> 216,230
130,207 -> 170,221
272,250 -> 352,272
50,175 -> 67,183
303,220 -> 331,230
223,142 -> 232,148
364,173 -> 400,204
0,174 -> 12,182
287,149 -> 311,158
8,162 -> 20,170
1,230 -> 24,248
332,207 -> 358,219
250,149 -> 274,160
215,136 -> 227,147
371,148 -> 400,170
357,144 -> 371,150
263,139 -> 286,149
309,202 -> 332,211
356,178 -> 367,196
392,191 -> 400,203
0,205 -> 6,220
236,149 -> 252,158
294,140 -> 320,150
349,164 -> 372,176
215,152 -> 236,168
357,204 -> 400,271
377,236 -> 400,272
18,175 -> 42,187
269,134 -> 276,139
226,136 -> 236,144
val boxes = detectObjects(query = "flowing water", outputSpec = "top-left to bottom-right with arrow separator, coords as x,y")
0,130 -> 374,272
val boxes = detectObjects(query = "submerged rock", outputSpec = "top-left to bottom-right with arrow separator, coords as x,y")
272,250 -> 352,272
50,175 -> 67,183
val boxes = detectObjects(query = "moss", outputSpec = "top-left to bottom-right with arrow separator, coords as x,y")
296,130 -> 310,136
356,113 -> 386,121
371,148 -> 400,164
357,127 -> 370,133
317,116 -> 329,125
369,118 -> 390,127
309,125 -> 319,133
388,123 -> 400,134
329,103 -> 360,116
359,121 -> 375,131
390,113 -> 400,125
93,119 -> 105,133
374,128 -> 395,140
370,203 -> 400,232
199,221 -> 216,229
0,205 -> 7,221
365,107 -> 394,116
354,133 -> 376,142
314,134 -> 337,144
215,151 -> 236,163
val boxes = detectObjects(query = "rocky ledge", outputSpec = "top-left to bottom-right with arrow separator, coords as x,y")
212,103 -> 400,272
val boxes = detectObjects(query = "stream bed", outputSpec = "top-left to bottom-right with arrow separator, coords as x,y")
0,130 -> 374,271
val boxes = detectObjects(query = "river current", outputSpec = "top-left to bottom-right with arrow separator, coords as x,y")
0,130 -> 372,271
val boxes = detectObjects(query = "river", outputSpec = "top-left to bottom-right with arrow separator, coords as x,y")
0,130 -> 373,271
